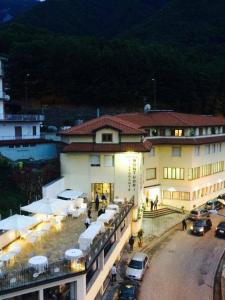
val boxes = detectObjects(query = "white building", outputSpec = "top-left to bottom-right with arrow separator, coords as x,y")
0,57 -> 60,161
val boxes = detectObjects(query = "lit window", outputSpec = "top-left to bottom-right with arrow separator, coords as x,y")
163,167 -> 184,180
174,129 -> 183,137
172,146 -> 181,157
102,133 -> 113,142
90,154 -> 100,167
104,155 -> 114,167
146,168 -> 156,180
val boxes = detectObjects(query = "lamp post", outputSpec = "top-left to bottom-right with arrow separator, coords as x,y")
152,78 -> 157,109
24,73 -> 30,105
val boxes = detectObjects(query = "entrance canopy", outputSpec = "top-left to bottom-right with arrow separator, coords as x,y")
0,214 -> 38,231
21,198 -> 70,216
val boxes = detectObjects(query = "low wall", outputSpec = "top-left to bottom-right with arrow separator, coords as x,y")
42,177 -> 65,198
222,265 -> 225,300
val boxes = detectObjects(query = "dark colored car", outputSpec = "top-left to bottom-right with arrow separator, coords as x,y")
205,200 -> 223,211
188,208 -> 209,221
190,218 -> 212,236
116,282 -> 138,300
218,193 -> 225,200
215,222 -> 225,238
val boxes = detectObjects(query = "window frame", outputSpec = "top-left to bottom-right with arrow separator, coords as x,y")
146,168 -> 157,180
90,154 -> 101,167
102,133 -> 113,143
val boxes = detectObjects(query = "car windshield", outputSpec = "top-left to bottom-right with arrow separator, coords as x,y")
120,285 -> 134,297
128,259 -> 143,269
195,220 -> 205,226
190,211 -> 198,215
207,201 -> 213,205
218,223 -> 225,229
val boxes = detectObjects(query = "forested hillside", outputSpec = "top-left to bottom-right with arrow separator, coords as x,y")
0,0 -> 225,114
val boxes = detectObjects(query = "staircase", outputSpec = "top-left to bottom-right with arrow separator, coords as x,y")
143,207 -> 180,219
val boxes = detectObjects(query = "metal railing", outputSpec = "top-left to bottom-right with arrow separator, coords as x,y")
0,114 -> 44,122
0,135 -> 41,141
0,200 -> 134,295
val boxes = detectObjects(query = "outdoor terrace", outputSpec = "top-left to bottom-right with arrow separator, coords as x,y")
0,201 -> 133,295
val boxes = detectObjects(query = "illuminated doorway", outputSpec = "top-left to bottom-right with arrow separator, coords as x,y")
91,183 -> 114,202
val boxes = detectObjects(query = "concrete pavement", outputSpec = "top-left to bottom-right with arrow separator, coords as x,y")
139,212 -> 225,300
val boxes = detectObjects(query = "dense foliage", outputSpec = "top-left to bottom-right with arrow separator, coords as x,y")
0,0 -> 225,113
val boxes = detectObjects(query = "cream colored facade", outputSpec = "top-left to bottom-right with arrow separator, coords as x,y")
61,123 -> 225,211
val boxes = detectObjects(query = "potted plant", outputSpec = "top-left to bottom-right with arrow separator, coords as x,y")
137,229 -> 144,247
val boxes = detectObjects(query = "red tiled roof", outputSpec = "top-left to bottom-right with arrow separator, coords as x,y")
117,112 -> 225,127
60,115 -> 145,135
149,135 -> 225,145
62,141 -> 151,153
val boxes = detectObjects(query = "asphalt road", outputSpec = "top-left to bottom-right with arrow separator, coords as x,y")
139,211 -> 225,300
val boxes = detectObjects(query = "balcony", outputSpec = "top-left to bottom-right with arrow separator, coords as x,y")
0,114 -> 44,122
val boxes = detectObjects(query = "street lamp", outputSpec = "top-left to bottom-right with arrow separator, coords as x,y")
24,73 -> 30,105
152,78 -> 157,109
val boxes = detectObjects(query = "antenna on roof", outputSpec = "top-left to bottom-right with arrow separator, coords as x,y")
96,108 -> 100,118
144,103 -> 151,113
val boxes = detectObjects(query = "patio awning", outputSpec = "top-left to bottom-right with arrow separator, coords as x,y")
57,190 -> 85,200
0,214 -> 38,231
21,198 -> 70,216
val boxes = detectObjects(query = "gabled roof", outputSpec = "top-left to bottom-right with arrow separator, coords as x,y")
60,115 -> 145,135
62,141 -> 151,153
117,111 -> 225,127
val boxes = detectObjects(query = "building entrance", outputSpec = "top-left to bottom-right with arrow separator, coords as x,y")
91,183 -> 114,202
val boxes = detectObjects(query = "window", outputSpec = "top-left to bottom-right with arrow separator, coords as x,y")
32,126 -> 36,136
104,155 -> 114,167
149,147 -> 155,157
102,133 -> 113,142
90,154 -> 100,166
205,144 -> 210,155
164,167 -> 184,180
172,146 -> 181,157
162,190 -> 171,199
194,145 -> 200,156
174,129 -> 183,137
146,168 -> 156,180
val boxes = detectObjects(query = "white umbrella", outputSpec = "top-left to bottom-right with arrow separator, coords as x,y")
0,214 -> 38,231
57,190 -> 84,200
21,198 -> 70,216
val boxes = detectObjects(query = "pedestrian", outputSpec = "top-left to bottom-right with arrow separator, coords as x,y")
84,217 -> 91,229
150,199 -> 154,211
154,196 -> 158,210
87,207 -> 92,218
146,197 -> 149,207
111,264 -> 117,282
129,235 -> 135,251
95,193 -> 99,211
182,218 -> 187,231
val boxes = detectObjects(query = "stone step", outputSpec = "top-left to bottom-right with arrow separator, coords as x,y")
143,208 -> 179,218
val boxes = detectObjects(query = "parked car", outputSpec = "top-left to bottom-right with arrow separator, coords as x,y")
215,222 -> 225,238
188,208 -> 209,220
205,199 -> 223,211
126,252 -> 149,280
218,193 -> 225,200
190,218 -> 212,236
115,282 -> 139,300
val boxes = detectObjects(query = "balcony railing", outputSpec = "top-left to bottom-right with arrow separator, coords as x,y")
0,114 -> 44,122
0,135 -> 40,141
0,200 -> 134,295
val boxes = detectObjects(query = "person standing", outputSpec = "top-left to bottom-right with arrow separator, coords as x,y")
85,217 -> 91,229
150,199 -> 154,211
95,193 -> 99,211
129,235 -> 135,251
111,264 -> 117,282
146,197 -> 149,208
154,196 -> 158,210
182,218 -> 187,231
87,207 -> 92,218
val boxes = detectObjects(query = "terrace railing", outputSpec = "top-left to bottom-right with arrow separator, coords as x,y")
0,199 -> 134,295
0,114 -> 44,122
